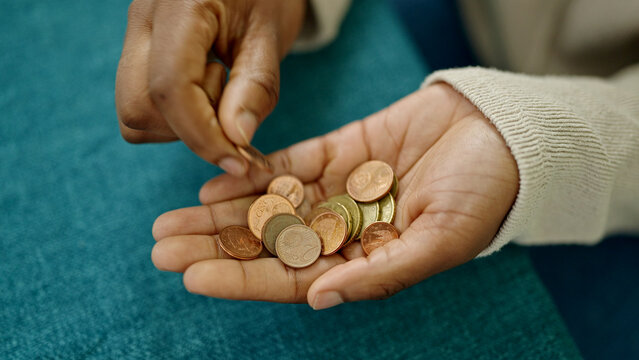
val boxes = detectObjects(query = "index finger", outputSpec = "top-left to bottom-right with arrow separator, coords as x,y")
148,1 -> 245,172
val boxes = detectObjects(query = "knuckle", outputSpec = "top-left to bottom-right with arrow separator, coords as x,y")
374,280 -> 407,300
127,0 -> 148,21
148,75 -> 178,105
248,69 -> 280,109
118,105 -> 151,131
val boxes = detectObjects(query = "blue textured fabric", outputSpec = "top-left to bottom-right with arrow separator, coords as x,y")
1,0 -> 581,358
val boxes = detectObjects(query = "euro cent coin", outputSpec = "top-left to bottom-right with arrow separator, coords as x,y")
275,224 -> 322,268
346,160 -> 394,202
218,225 -> 263,260
247,194 -> 295,239
261,213 -> 305,256
237,145 -> 273,172
310,211 -> 348,255
357,200 -> 380,239
328,194 -> 362,245
361,222 -> 399,256
267,175 -> 305,208
378,193 -> 396,223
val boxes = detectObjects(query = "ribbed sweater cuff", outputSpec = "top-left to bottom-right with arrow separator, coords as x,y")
423,67 -> 618,256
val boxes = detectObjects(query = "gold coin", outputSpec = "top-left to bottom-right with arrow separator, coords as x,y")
267,175 -> 305,208
261,213 -> 305,256
318,201 -> 352,236
378,193 -> 396,223
237,145 -> 273,172
390,175 -> 399,197
356,201 -> 380,239
247,194 -> 295,239
328,194 -> 362,245
310,211 -> 348,255
361,221 -> 399,255
275,224 -> 322,268
346,160 -> 394,202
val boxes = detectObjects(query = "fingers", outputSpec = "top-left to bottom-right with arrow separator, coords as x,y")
199,135 -> 329,204
116,0 -> 176,139
306,213 -> 480,310
152,196 -> 256,241
183,255 -> 346,303
152,234 -> 271,272
148,1 -> 247,174
217,29 -> 281,146
202,61 -> 227,108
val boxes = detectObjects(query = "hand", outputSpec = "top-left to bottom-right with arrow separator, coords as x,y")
151,84 -> 519,309
115,0 -> 306,176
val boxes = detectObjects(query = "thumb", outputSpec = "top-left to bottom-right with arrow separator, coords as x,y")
218,29 -> 281,146
306,213 -> 484,310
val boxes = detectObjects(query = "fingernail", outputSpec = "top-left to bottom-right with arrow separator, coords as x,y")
311,291 -> 344,310
218,157 -> 246,177
236,111 -> 257,145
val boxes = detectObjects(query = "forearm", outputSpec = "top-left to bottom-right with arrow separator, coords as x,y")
424,65 -> 639,256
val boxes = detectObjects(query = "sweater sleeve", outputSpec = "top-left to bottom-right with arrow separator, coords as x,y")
292,0 -> 352,52
423,65 -> 639,257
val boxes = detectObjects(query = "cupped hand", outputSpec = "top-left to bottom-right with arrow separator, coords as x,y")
151,84 -> 519,309
115,0 -> 306,176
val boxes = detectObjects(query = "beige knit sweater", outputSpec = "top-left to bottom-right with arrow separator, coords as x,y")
296,0 -> 639,256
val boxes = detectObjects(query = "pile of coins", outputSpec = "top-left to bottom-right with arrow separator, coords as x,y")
218,160 -> 400,268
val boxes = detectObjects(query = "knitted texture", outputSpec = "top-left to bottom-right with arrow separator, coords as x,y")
425,67 -> 639,256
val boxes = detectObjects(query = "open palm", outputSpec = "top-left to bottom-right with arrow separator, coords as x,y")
151,84 -> 519,309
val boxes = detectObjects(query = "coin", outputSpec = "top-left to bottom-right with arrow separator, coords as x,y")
237,145 -> 273,172
275,224 -> 322,268
378,193 -> 396,223
261,213 -> 305,256
357,201 -> 380,239
304,206 -> 333,225
247,194 -> 295,239
346,160 -> 394,202
361,222 -> 399,255
310,211 -> 348,255
328,194 -> 362,245
267,175 -> 305,208
390,175 -> 399,197
318,201 -> 352,235
218,225 -> 263,260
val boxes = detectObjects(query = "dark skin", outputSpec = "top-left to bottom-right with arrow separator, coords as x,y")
116,1 -> 519,309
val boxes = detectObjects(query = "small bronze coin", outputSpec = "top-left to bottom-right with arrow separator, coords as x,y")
247,194 -> 296,239
267,175 -> 305,208
261,213 -> 305,256
361,222 -> 399,256
318,201 -> 352,235
310,211 -> 348,255
218,225 -> 263,260
328,194 -> 362,246
237,145 -> 273,172
275,224 -> 322,268
378,193 -> 396,223
346,160 -> 394,202
304,206 -> 333,225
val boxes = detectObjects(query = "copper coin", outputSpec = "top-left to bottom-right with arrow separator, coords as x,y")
247,194 -> 295,239
261,213 -> 305,256
310,211 -> 348,255
346,160 -> 394,202
275,224 -> 322,268
237,145 -> 273,172
218,225 -> 263,260
295,199 -> 312,220
267,175 -> 305,208
361,221 -> 399,256
303,206 -> 333,225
